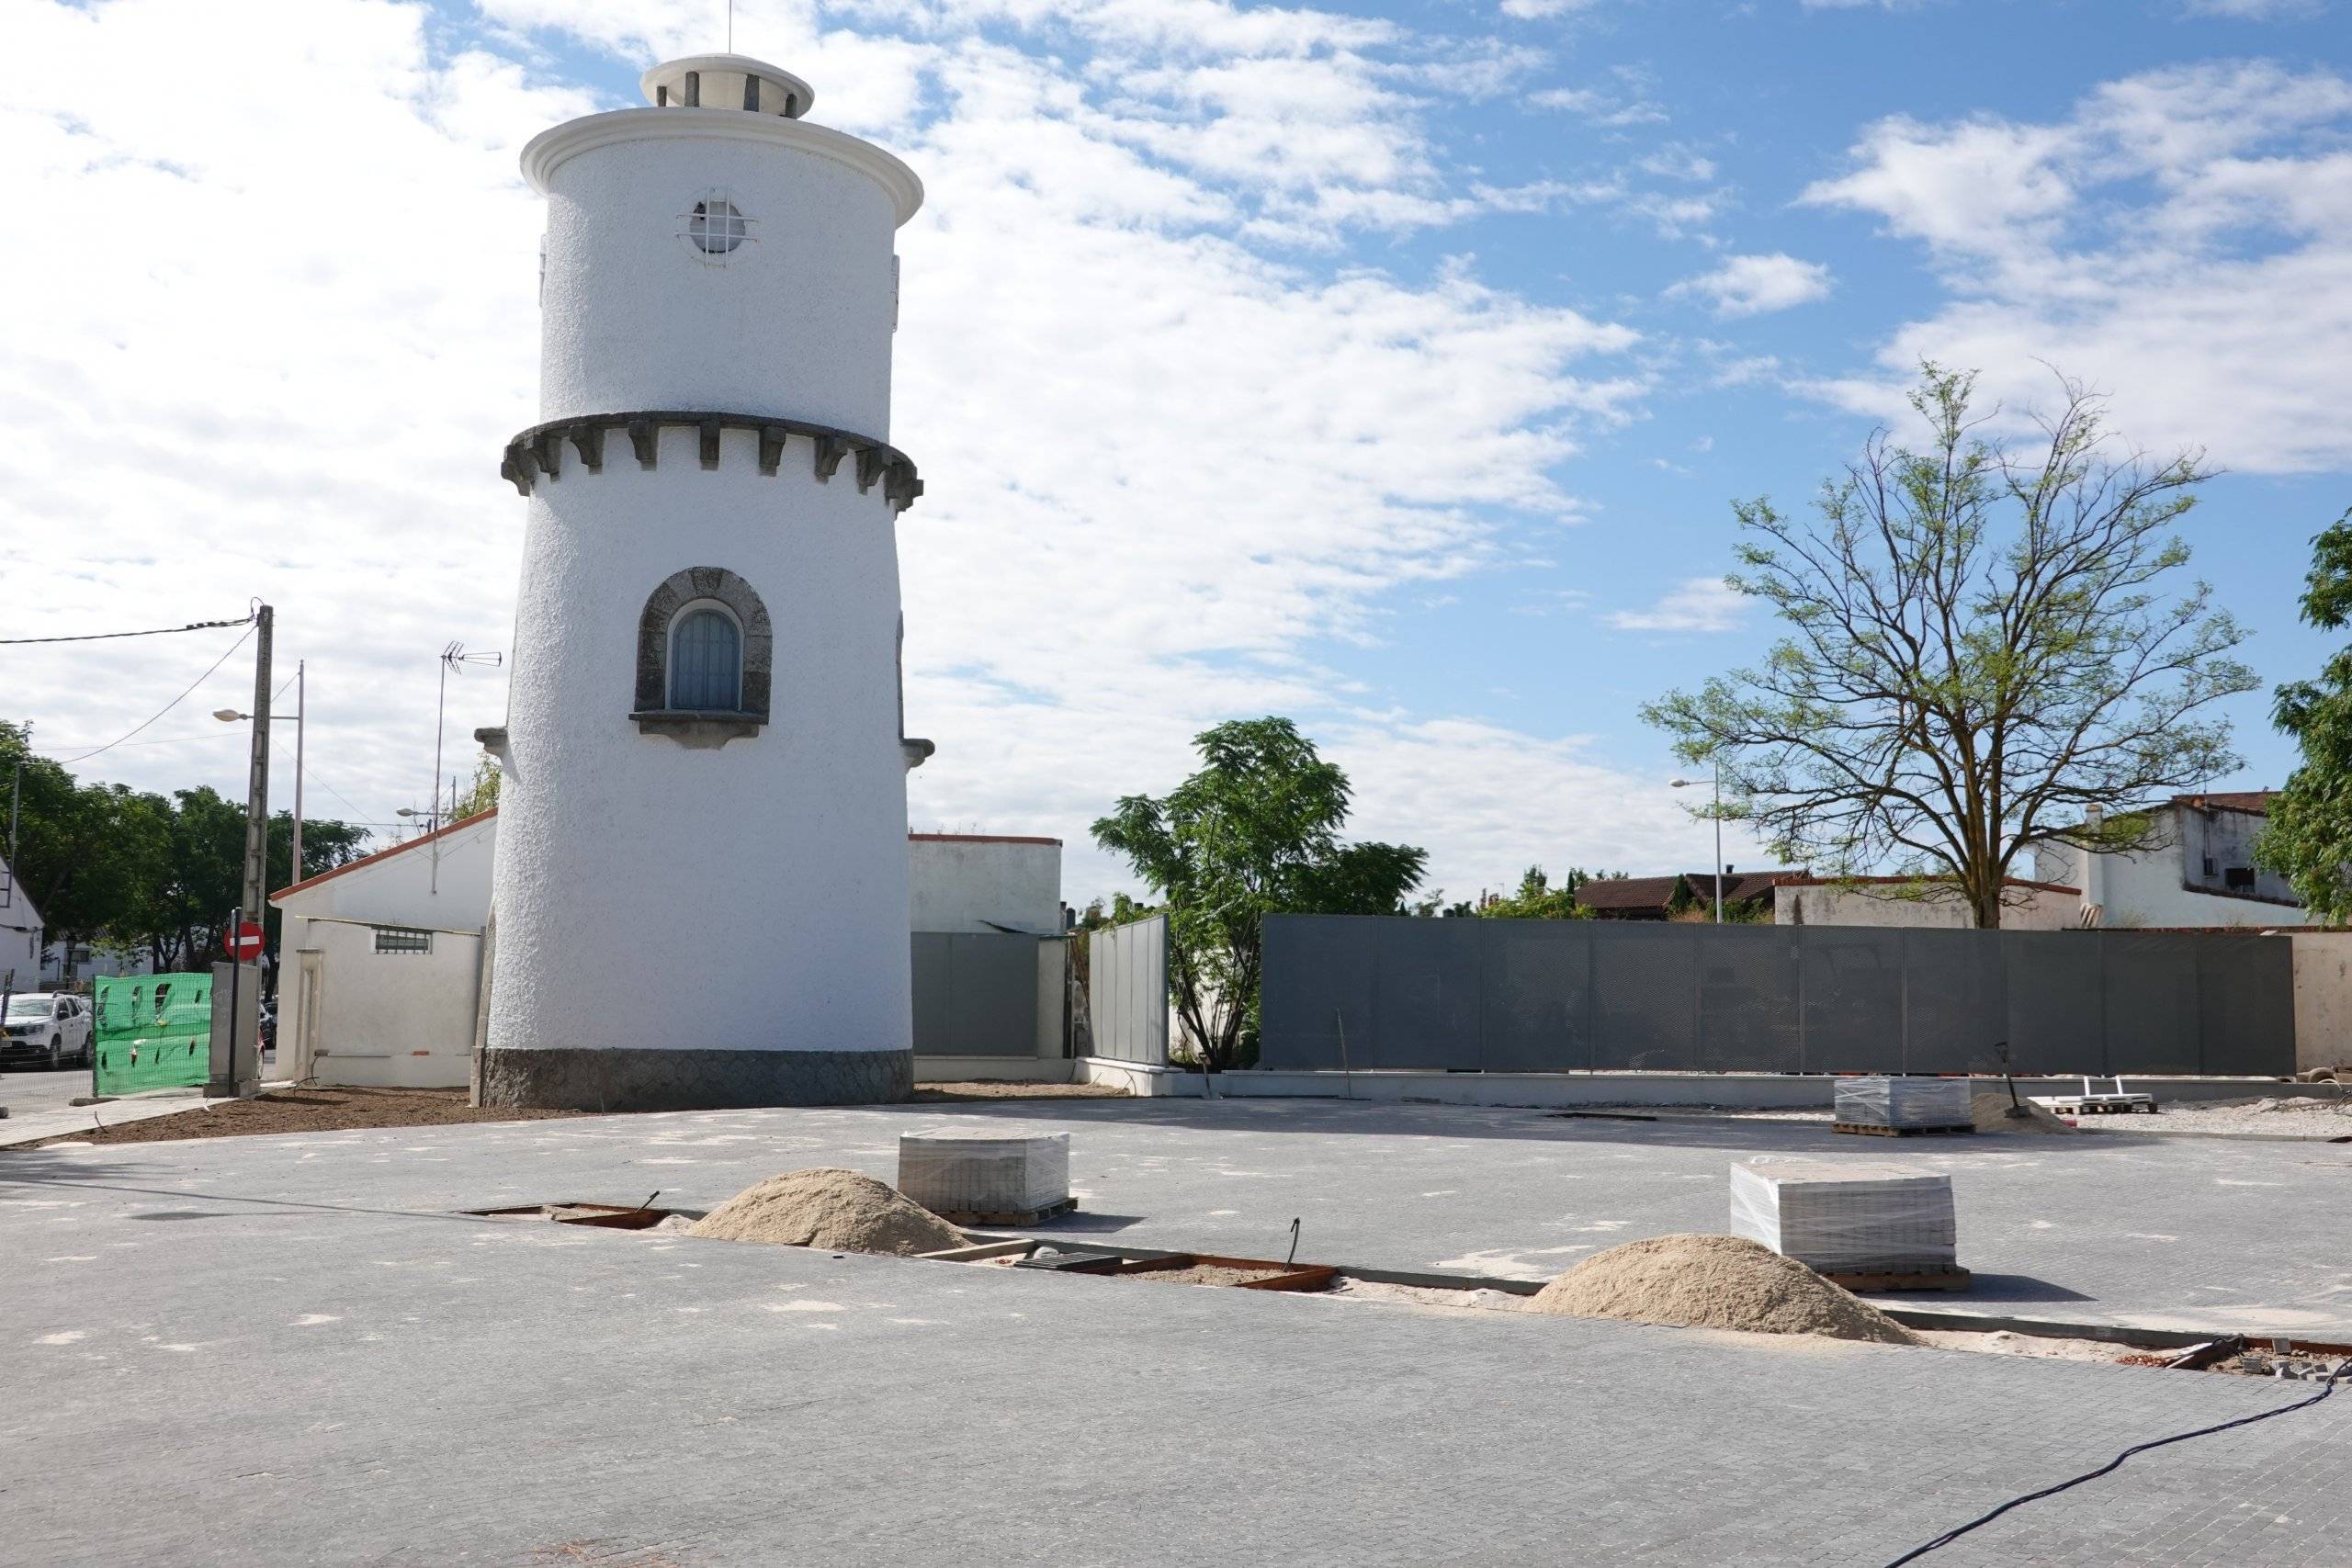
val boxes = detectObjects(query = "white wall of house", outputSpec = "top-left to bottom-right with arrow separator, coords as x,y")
273,814 -> 497,1087
1773,881 -> 2078,930
908,835 -> 1063,934
2035,808 -> 2312,930
290,919 -> 484,1089
1,852 -> 40,988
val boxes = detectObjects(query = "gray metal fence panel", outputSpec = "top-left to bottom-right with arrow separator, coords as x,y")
1590,923 -> 1700,1070
1898,930 -> 2007,1076
1259,915 -> 1363,1070
2000,932 -> 2105,1076
910,933 -> 955,1055
1481,919 -> 1591,1072
2197,934 -> 2296,1077
1085,915 -> 1169,1066
1258,915 -> 2298,1077
1803,931 -> 1905,1075
910,932 -> 1039,1057
1698,927 -> 1802,1072
1367,915 -> 1482,1069
2103,933 -> 2201,1077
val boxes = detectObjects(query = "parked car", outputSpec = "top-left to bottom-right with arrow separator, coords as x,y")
2,992 -> 96,1070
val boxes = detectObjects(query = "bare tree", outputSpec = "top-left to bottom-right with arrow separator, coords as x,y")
1643,365 -> 2256,929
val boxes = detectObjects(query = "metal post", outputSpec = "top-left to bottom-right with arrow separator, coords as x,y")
289,660 -> 305,887
240,607 -> 273,919
216,905 -> 243,1100
1711,756 -> 1724,925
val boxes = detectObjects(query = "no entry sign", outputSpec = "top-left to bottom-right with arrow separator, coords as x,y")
226,919 -> 265,963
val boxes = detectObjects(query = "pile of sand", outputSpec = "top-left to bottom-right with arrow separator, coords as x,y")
687,1168 -> 967,1256
1526,1234 -> 1918,1346
1969,1092 -> 2075,1134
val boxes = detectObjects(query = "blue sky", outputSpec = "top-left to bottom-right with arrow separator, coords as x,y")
5,0 -> 2348,903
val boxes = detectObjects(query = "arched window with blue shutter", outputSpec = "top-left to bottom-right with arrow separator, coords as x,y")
669,607 -> 742,711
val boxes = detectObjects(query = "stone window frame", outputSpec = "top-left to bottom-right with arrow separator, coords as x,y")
633,567 -> 772,747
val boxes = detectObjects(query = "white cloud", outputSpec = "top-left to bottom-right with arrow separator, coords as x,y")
1,0 -> 1658,898
1607,578 -> 1746,633
2178,0 -> 2324,17
1498,0 -> 1605,18
1801,62 -> 2352,473
1668,253 -> 1835,316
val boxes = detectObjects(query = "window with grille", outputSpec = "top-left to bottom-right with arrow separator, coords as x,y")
669,608 -> 742,711
373,927 -> 433,955
684,192 -> 750,256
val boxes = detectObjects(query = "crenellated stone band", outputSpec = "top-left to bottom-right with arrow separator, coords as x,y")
501,410 -> 923,512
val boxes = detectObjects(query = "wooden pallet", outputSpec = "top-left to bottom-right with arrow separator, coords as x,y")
1823,1265 -> 1973,1293
2035,1100 -> 2157,1116
1830,1122 -> 1976,1137
934,1196 -> 1079,1227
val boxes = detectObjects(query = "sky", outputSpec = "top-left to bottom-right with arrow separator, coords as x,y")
2,0 -> 2348,908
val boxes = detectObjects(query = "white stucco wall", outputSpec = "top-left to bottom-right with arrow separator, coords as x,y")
908,836 -> 1063,934
489,432 -> 913,1059
294,919 -> 481,1089
2037,823 -> 2312,930
277,816 -> 499,930
535,122 -> 907,437
1773,881 -> 2078,930
489,85 -> 924,1069
2,855 -> 41,987
273,815 -> 496,1083
2291,932 -> 2352,1073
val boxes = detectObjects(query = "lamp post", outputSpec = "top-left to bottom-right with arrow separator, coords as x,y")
1669,758 -> 1724,924
215,656 -> 304,894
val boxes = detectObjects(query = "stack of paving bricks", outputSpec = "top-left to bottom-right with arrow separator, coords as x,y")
898,1131 -> 1070,1220
1729,1158 -> 1958,1274
1834,1075 -> 1972,1131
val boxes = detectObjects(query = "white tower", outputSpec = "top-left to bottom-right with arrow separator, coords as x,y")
480,56 -> 928,1110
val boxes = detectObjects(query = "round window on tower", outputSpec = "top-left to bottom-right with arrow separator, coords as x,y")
681,188 -> 753,262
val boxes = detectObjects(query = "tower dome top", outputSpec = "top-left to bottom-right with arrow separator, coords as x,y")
640,55 -> 815,119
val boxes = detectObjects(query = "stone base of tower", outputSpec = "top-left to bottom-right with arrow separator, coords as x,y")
478,1046 -> 912,1111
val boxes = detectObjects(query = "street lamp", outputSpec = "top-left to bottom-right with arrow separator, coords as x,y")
214,657 -> 305,892
1669,757 -> 1724,924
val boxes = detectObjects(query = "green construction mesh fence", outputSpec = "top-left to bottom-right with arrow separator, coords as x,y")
92,972 -> 212,1096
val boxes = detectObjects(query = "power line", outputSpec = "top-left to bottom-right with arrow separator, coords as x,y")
51,623 -> 256,766
0,613 -> 254,647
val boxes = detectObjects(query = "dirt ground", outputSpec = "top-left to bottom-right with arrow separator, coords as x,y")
17,1086 -> 588,1147
911,1080 -> 1130,1101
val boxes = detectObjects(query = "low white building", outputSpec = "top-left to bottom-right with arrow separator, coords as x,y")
1,852 -> 40,990
271,812 -> 499,1088
1774,875 -> 2081,931
271,813 -> 1068,1089
2034,792 -> 2313,930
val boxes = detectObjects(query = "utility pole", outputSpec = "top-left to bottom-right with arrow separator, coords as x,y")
240,605 -> 274,919
290,660 -> 305,886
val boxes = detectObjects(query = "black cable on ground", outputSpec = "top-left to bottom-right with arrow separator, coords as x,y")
0,613 -> 253,646
1881,1362 -> 2346,1565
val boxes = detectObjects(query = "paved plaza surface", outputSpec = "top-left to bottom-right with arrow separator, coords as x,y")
6,1098 -> 2350,1565
20,1096 -> 2350,1335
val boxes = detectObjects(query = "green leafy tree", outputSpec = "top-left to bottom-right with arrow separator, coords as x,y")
2257,508 -> 2352,919
1092,716 -> 1428,1069
1480,865 -> 1601,919
450,755 -> 502,820
1644,365 -> 2256,929
0,723 -> 168,978
112,790 -> 369,971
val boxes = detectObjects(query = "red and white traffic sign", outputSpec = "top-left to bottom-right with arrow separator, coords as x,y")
226,919 -> 266,963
